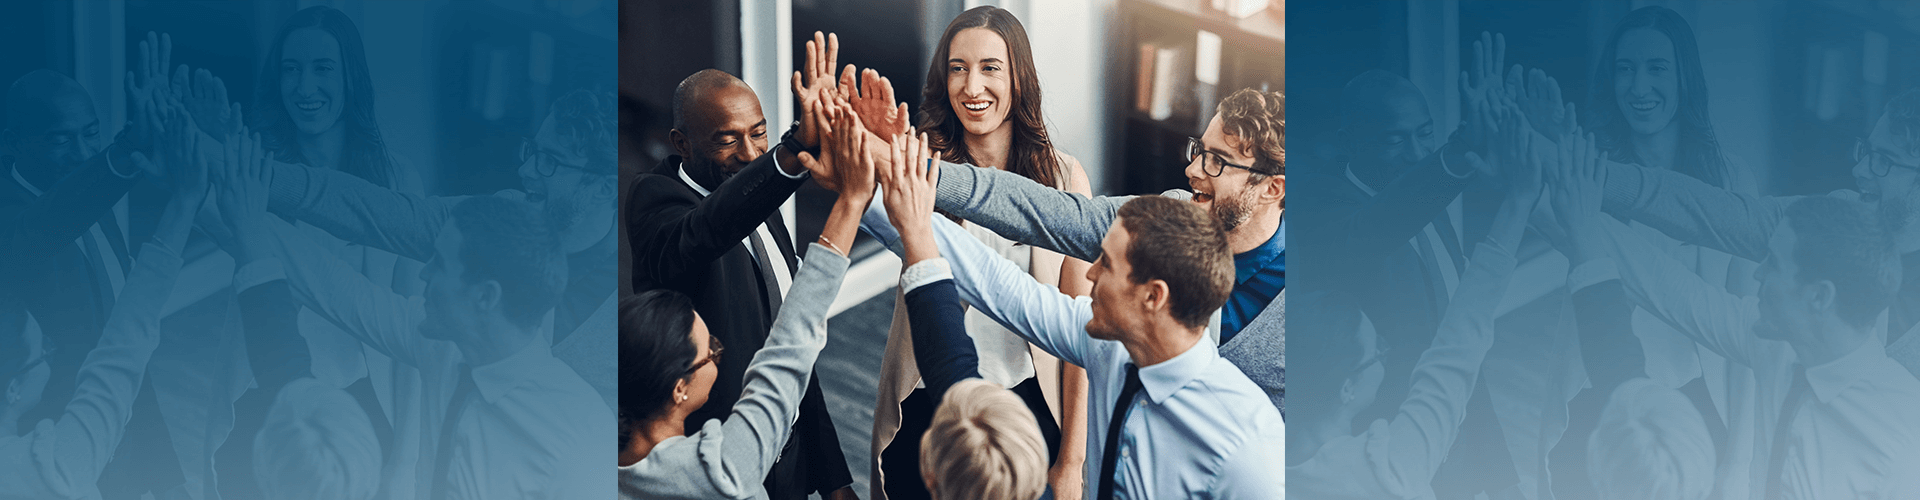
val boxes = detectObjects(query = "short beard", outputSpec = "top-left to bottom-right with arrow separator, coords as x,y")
1210,183 -> 1259,233
1881,189 -> 1920,241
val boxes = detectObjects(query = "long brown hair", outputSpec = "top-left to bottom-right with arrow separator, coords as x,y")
919,6 -> 1061,189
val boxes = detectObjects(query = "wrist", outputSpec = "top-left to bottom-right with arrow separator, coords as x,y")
781,121 -> 819,155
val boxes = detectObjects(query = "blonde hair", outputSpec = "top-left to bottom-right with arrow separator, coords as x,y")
253,378 -> 382,500
919,379 -> 1049,500
1587,378 -> 1716,500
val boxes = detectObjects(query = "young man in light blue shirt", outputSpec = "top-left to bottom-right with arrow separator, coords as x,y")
862,175 -> 1284,498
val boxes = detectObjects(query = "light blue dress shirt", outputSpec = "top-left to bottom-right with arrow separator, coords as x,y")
860,202 -> 1285,499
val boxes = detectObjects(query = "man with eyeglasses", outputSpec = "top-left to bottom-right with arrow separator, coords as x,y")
888,87 -> 1287,413
1580,87 -> 1920,376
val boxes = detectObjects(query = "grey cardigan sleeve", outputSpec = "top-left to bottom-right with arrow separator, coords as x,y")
932,160 -> 1137,263
693,243 -> 850,496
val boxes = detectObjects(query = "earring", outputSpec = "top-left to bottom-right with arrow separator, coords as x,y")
680,395 -> 688,402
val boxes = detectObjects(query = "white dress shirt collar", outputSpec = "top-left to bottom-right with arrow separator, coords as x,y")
1136,333 -> 1219,405
1804,337 -> 1893,404
471,339 -> 557,404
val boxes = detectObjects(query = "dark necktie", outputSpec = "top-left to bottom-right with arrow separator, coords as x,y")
748,230 -> 784,314
432,365 -> 478,500
1764,365 -> 1812,500
1096,365 -> 1145,499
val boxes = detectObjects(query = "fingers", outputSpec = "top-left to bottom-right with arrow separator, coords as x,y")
839,64 -> 858,99
826,32 -> 840,81
172,64 -> 190,99
1492,32 -> 1506,78
159,33 -> 173,80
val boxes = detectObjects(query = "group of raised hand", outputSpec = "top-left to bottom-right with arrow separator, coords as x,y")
122,31 -> 274,256
1455,31 -> 1611,246
785,31 -> 943,257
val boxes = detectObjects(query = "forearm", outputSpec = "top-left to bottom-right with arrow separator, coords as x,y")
1326,146 -> 1474,273
820,193 -> 871,257
0,148 -> 141,267
719,243 -> 848,478
1592,216 -> 1767,365
931,161 -> 1117,262
903,275 -> 979,401
1056,362 -> 1090,464
1597,159 -> 1785,262
55,241 -> 182,478
1393,241 -> 1516,474
265,160 -> 451,262
1567,270 -> 1645,390
629,153 -> 808,279
232,262 -> 314,391
252,217 -> 431,364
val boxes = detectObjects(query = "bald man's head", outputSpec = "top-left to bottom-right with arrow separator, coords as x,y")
1338,70 -> 1436,182
669,69 -> 768,189
4,70 -> 105,179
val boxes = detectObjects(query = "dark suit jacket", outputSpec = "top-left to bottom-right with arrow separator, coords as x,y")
0,153 -> 140,426
626,153 -> 853,497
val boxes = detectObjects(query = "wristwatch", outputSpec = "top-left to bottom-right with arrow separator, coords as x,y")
780,120 -> 818,156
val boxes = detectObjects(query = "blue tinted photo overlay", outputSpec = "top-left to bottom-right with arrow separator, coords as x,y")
0,2 -> 615,499
1291,1 -> 1920,499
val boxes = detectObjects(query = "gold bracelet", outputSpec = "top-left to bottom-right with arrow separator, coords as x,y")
819,234 -> 844,256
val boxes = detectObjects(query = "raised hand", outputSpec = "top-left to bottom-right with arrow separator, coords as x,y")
807,101 -> 875,198
1548,129 -> 1606,263
124,32 -> 176,154
788,31 -> 843,151
881,131 -> 938,241
1518,68 -> 1576,139
849,68 -> 911,141
215,129 -> 272,236
158,101 -> 208,205
1457,31 -> 1507,158
186,68 -> 240,138
1496,98 -> 1541,204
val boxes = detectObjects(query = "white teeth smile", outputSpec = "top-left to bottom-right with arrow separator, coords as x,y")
297,101 -> 325,111
1630,101 -> 1658,112
963,101 -> 989,111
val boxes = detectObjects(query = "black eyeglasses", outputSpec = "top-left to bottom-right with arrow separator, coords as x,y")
520,138 -> 590,177
1352,341 -> 1391,375
1187,137 -> 1263,177
684,334 -> 724,376
1854,137 -> 1920,177
7,344 -> 56,381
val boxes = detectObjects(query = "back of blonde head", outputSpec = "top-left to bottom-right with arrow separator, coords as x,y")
1587,378 -> 1716,500
919,379 -> 1049,500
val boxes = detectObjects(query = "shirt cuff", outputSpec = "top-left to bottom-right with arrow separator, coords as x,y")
233,258 -> 288,292
1567,258 -> 1620,292
771,147 -> 809,180
900,258 -> 953,294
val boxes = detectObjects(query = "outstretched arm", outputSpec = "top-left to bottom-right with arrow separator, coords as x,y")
930,161 -> 1128,264
14,102 -> 203,494
1382,100 -> 1535,484
1552,126 -> 1771,368
878,130 -> 983,402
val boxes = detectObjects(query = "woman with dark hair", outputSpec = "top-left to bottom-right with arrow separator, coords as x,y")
243,4 -> 426,395
1548,6 -> 1756,500
211,7 -> 426,498
870,6 -> 1092,500
620,104 -> 875,499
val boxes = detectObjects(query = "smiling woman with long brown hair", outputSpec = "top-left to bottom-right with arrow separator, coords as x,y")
868,5 -> 1094,500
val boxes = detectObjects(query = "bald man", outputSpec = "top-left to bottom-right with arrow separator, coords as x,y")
625,68 -> 856,500
0,68 -> 186,497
